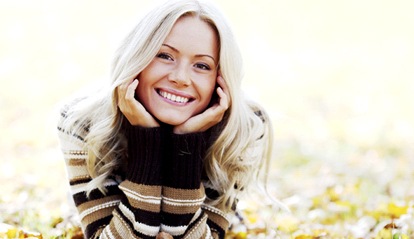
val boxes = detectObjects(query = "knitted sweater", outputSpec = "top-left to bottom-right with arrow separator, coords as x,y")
57,108 -> 266,239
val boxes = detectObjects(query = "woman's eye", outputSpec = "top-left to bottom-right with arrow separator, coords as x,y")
157,53 -> 173,61
195,63 -> 211,70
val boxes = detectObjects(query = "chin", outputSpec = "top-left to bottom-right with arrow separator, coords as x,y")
156,114 -> 189,126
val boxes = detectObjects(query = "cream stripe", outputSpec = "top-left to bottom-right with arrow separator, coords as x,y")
100,228 -> 108,239
162,195 -> 205,207
58,133 -> 85,150
201,204 -> 229,222
113,213 -> 127,238
66,165 -> 89,179
70,182 -> 88,195
120,185 -> 161,205
161,208 -> 202,236
205,225 -> 212,239
189,208 -> 203,225
182,212 -> 208,239
71,179 -> 118,195
64,152 -> 88,158
118,202 -> 160,236
160,224 -> 187,236
103,226 -> 116,239
79,200 -> 120,220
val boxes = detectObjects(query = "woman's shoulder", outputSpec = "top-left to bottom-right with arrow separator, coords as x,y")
247,101 -> 270,138
248,101 -> 267,123
57,98 -> 91,149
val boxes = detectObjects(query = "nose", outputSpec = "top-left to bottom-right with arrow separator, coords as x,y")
168,62 -> 191,87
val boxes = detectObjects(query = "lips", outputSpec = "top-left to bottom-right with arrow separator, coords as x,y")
156,89 -> 194,103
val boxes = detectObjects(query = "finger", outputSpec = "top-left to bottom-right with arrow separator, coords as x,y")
217,76 -> 231,105
125,79 -> 138,101
216,87 -> 229,109
117,79 -> 134,104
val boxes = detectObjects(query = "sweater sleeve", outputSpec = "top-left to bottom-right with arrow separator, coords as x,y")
161,132 -> 230,239
57,110 -> 163,238
118,125 -> 163,237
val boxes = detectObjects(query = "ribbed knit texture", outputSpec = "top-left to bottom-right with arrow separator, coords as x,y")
126,125 -> 162,185
163,132 -> 208,189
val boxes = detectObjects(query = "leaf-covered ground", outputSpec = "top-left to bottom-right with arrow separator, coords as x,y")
2,1 -> 414,238
1,134 -> 413,238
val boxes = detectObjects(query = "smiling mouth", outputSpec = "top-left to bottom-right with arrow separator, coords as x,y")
157,89 -> 194,103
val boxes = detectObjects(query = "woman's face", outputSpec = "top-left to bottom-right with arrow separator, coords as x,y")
136,16 -> 219,126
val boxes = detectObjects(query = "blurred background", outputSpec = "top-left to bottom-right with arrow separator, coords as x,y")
1,0 -> 413,237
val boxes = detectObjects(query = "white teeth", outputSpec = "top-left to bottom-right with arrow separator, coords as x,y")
159,90 -> 189,103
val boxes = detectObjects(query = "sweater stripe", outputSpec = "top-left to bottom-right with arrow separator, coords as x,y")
122,187 -> 161,204
103,224 -> 116,239
84,216 -> 111,239
163,195 -> 204,207
182,212 -> 209,239
80,200 -> 120,221
160,224 -> 187,236
118,203 -> 160,237
161,208 -> 203,236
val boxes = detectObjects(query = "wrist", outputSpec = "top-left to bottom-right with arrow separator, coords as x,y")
125,125 -> 163,184
163,131 -> 210,189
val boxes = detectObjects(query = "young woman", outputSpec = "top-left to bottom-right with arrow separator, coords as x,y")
57,0 -> 273,238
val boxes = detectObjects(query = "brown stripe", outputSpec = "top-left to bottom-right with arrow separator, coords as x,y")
82,206 -> 114,226
69,175 -> 91,185
78,195 -> 121,215
161,201 -> 200,215
203,208 -> 229,230
68,158 -> 86,166
120,180 -> 161,213
211,230 -> 220,239
162,185 -> 204,200
120,180 -> 162,198
128,197 -> 161,213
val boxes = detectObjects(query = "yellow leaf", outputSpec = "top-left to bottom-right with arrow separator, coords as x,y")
6,228 -> 19,238
295,234 -> 315,239
387,202 -> 408,218
375,228 -> 393,239
246,214 -> 258,224
234,232 -> 247,239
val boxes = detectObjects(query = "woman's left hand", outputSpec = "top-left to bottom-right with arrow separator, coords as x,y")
173,75 -> 230,134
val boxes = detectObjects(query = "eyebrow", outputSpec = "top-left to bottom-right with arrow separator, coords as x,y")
162,43 -> 217,63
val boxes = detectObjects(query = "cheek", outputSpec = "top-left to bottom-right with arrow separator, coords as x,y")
199,79 -> 216,104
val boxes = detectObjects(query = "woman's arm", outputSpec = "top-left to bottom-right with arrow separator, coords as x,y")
58,114 -> 164,239
160,132 -> 230,239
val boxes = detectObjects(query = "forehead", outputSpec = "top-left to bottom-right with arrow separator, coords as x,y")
163,16 -> 219,58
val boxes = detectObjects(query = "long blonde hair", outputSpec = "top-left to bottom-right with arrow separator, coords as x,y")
61,0 -> 273,212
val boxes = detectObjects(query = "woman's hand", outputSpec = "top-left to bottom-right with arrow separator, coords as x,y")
117,79 -> 160,127
156,232 -> 173,239
173,75 -> 230,134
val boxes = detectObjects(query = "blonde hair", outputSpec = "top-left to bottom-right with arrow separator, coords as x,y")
61,0 -> 273,212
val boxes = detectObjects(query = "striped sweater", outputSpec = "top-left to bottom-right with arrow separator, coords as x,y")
58,116 -> 233,239
58,106 -> 267,239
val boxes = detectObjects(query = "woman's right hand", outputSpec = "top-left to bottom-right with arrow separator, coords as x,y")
117,79 -> 160,127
